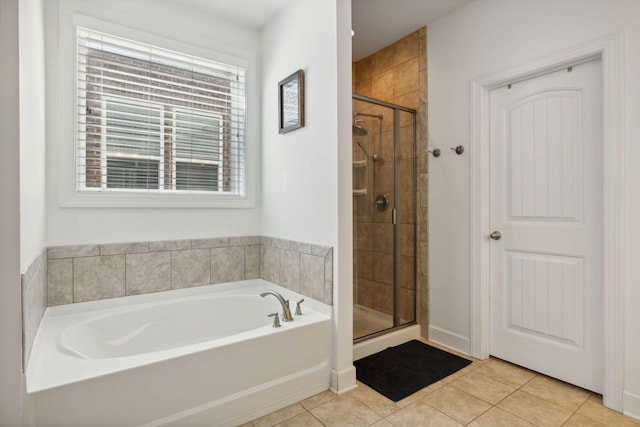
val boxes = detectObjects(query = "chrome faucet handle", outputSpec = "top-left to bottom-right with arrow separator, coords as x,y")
295,299 -> 304,316
268,312 -> 281,328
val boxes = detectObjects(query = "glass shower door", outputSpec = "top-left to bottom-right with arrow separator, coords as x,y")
352,95 -> 416,341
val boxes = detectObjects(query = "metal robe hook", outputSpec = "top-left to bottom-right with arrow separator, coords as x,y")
429,148 -> 441,158
451,145 -> 464,155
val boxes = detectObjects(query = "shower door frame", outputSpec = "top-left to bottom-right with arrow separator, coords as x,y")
352,93 -> 418,343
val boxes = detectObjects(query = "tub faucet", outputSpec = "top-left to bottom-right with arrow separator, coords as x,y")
260,291 -> 294,322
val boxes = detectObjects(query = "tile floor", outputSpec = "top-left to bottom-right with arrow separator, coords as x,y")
242,341 -> 640,427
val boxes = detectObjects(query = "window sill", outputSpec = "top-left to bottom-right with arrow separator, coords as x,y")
61,191 -> 255,209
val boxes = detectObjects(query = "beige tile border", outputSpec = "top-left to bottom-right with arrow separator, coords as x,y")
45,236 -> 333,306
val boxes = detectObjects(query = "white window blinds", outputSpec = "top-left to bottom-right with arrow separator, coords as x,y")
76,27 -> 246,195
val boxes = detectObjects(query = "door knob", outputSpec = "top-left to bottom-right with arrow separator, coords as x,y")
490,231 -> 502,240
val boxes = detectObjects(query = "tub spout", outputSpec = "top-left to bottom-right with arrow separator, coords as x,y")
260,291 -> 294,322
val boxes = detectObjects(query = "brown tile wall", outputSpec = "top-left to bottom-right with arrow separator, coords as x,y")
352,28 -> 428,334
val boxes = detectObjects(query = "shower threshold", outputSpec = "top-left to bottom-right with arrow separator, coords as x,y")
353,323 -> 420,361
353,304 -> 418,360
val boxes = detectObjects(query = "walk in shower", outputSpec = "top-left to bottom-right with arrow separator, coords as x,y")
352,94 -> 417,342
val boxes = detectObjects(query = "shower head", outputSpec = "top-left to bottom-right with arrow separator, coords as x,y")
352,118 -> 368,136
352,125 -> 368,136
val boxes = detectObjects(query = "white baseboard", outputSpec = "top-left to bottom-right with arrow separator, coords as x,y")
330,366 -> 357,394
428,325 -> 471,356
353,325 -> 420,361
623,390 -> 640,421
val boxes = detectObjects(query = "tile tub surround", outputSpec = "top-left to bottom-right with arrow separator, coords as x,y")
46,236 -> 333,306
260,236 -> 333,305
21,249 -> 47,371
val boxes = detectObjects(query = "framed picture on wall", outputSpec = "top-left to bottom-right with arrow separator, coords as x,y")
278,69 -> 305,134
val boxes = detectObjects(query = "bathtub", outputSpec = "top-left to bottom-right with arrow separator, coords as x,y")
25,279 -> 332,427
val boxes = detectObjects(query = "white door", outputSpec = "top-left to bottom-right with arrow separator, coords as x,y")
489,59 -> 603,393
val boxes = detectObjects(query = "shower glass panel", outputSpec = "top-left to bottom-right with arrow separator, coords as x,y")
352,94 -> 416,342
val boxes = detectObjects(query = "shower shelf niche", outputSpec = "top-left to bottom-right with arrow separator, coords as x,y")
352,160 -> 369,196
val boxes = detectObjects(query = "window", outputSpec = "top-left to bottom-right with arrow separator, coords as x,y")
173,109 -> 223,191
76,28 -> 246,196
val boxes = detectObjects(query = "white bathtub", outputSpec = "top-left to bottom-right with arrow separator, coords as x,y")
25,279 -> 332,427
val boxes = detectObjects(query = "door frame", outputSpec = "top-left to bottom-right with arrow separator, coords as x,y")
469,33 -> 624,410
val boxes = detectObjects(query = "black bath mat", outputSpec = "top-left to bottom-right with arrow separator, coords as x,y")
354,340 -> 472,402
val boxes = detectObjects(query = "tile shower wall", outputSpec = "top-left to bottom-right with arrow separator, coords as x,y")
353,28 -> 428,331
46,236 -> 333,306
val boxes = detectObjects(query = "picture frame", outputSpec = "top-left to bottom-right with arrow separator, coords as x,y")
278,69 -> 305,134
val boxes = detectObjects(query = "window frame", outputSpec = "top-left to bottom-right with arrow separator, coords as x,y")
59,13 -> 257,208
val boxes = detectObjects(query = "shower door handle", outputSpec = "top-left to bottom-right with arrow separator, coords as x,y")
489,231 -> 502,240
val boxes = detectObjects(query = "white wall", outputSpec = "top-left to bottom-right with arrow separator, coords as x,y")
428,0 -> 640,417
44,0 -> 262,246
335,0 -> 356,393
20,0 -> 47,271
261,0 -> 355,392
2,0 -> 48,422
260,0 -> 338,246
0,1 -> 24,424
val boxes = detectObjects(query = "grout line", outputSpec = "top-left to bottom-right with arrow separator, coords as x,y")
304,407 -> 325,427
208,248 -> 212,285
464,404 -> 493,426
124,253 -> 127,296
71,258 -> 75,303
565,397 -> 601,427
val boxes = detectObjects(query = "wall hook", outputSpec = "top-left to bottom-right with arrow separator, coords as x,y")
429,148 -> 441,158
451,145 -> 464,155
